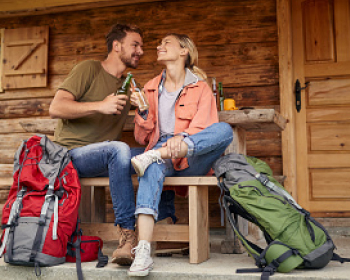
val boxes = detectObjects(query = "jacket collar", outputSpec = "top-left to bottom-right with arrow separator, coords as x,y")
148,68 -> 201,91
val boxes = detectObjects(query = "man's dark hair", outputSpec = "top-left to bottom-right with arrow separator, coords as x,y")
106,23 -> 143,53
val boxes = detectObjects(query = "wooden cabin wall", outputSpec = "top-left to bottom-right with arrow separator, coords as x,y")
0,0 -> 279,227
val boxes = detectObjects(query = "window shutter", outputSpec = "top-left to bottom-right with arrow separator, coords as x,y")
1,26 -> 49,89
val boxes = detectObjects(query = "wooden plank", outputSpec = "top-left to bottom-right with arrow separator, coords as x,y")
80,223 -> 189,242
310,169 -> 350,199
0,28 -> 4,93
219,109 -> 286,131
274,0 -> 297,198
188,185 -> 209,264
4,69 -> 45,76
226,127 -> 246,155
309,124 -> 350,151
309,154 -> 350,169
0,74 -> 63,101
305,61 -> 350,78
302,0 -> 334,63
91,186 -> 106,223
307,78 -> 350,106
0,177 -> 13,188
0,164 -> 13,177
79,186 -> 92,222
307,107 -> 350,123
0,150 -> 18,164
0,98 -> 52,119
0,133 -> 53,150
0,117 -> 55,134
292,0 -> 309,209
5,38 -> 45,47
334,0 -> 350,62
152,224 -> 189,242
80,176 -> 218,187
0,115 -> 134,134
0,0 -> 165,18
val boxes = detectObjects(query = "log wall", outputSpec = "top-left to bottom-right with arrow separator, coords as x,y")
0,0 -> 280,227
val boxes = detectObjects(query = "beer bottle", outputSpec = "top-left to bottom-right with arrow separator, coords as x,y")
219,82 -> 224,111
115,72 -> 133,96
212,78 -> 220,111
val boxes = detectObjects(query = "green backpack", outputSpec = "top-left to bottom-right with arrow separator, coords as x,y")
213,153 -> 349,279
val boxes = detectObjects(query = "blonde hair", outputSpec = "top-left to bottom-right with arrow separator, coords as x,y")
166,33 -> 207,80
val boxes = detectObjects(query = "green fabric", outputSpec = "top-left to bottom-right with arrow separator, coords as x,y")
227,155 -> 328,268
265,244 -> 304,273
54,60 -> 131,150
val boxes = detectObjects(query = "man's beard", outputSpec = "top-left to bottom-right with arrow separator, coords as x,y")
120,48 -> 139,69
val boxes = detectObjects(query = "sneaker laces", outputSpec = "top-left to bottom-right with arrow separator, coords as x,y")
131,242 -> 151,267
139,150 -> 164,166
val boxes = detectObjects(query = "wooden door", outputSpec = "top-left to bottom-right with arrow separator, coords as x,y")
292,0 -> 350,215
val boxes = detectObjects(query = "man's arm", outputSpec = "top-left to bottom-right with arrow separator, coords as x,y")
49,89 -> 128,119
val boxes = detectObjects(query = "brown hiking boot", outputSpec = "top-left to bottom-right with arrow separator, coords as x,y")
111,228 -> 137,266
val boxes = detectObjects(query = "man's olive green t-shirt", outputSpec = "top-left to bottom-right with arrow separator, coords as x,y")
54,60 -> 131,150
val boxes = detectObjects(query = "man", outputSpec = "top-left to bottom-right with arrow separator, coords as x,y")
49,23 -> 144,266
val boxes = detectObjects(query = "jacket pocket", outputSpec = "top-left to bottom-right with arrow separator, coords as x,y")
176,103 -> 197,120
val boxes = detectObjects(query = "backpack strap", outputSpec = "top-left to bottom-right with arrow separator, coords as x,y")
222,196 -> 263,259
29,186 -> 56,264
237,241 -> 303,280
0,187 -> 27,258
332,253 -> 350,263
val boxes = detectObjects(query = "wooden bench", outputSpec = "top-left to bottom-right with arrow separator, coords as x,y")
80,176 -> 217,264
0,108 -> 287,263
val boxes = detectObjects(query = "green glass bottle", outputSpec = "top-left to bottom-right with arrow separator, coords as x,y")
219,82 -> 224,111
115,72 -> 133,96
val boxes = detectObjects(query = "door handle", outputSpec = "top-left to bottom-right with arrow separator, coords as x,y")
295,79 -> 309,112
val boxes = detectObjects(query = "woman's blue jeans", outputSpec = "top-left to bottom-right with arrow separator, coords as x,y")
69,141 -> 144,230
135,122 -> 233,221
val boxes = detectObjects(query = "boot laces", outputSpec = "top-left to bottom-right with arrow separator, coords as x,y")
118,229 -> 136,248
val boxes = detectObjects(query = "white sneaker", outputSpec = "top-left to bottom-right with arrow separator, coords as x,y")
128,240 -> 154,277
131,150 -> 163,177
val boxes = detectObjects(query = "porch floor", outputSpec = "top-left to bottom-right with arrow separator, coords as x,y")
1,229 -> 350,280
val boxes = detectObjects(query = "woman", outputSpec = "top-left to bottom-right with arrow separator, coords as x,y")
128,33 -> 233,276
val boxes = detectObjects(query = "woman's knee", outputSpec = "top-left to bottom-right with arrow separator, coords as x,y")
213,122 -> 233,139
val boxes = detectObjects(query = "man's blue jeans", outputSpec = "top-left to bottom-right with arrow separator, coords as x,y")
135,122 -> 233,221
69,141 -> 144,230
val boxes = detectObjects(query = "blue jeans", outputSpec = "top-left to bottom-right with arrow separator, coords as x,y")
135,122 -> 233,220
69,141 -> 144,230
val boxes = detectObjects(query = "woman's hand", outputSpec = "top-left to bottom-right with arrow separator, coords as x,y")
162,135 -> 184,158
130,91 -> 139,107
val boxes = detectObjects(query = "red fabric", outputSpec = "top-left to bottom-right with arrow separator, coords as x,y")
66,236 -> 103,263
1,135 -> 81,259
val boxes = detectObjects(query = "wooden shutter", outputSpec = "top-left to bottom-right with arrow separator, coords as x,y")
1,26 -> 49,89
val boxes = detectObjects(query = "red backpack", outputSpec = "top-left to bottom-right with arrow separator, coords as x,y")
0,135 -> 81,271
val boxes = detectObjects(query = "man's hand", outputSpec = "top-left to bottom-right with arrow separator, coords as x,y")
162,135 -> 184,158
98,94 -> 128,115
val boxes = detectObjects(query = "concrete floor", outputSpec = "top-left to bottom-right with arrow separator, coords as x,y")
1,230 -> 350,280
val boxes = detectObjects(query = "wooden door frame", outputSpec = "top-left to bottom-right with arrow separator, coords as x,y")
277,0 -> 298,199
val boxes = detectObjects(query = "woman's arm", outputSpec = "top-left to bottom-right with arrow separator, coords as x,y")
183,82 -> 219,135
